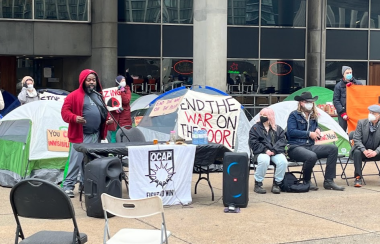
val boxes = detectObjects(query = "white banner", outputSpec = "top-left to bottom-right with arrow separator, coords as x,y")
177,90 -> 241,151
39,92 -> 66,102
102,87 -> 122,111
128,144 -> 196,206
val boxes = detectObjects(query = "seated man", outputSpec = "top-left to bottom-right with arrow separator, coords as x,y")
249,107 -> 288,194
287,91 -> 345,191
350,105 -> 380,187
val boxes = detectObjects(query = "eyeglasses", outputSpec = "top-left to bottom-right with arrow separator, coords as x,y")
86,78 -> 96,82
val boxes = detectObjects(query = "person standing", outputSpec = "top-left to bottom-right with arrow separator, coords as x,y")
287,91 -> 345,191
333,66 -> 361,132
18,76 -> 39,105
61,69 -> 113,198
350,105 -> 380,187
108,75 -> 132,143
249,107 -> 288,194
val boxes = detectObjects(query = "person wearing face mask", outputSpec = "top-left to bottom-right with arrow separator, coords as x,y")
287,91 -> 345,191
18,76 -> 39,105
108,75 -> 132,143
249,107 -> 288,194
349,105 -> 380,187
333,66 -> 361,132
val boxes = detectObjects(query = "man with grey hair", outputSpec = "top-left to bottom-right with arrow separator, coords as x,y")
350,105 -> 380,187
333,66 -> 361,132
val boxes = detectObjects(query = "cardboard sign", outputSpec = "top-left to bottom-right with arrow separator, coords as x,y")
47,129 -> 69,152
134,116 -> 143,126
177,90 -> 241,151
149,96 -> 184,117
39,92 -> 66,102
314,130 -> 338,145
102,87 -> 122,111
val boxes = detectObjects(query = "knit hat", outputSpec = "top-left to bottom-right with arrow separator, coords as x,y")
342,66 -> 352,75
21,76 -> 34,86
115,75 -> 125,84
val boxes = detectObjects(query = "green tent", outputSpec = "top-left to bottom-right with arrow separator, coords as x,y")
284,86 -> 333,105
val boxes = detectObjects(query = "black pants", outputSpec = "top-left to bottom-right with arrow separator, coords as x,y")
288,144 -> 338,182
337,115 -> 348,132
352,148 -> 380,177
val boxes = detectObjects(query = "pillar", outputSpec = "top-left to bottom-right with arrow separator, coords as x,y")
307,0 -> 326,87
193,0 -> 227,91
91,0 -> 118,88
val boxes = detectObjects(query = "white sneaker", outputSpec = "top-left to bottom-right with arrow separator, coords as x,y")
65,189 -> 74,198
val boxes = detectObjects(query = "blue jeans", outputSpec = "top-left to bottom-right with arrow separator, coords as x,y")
254,153 -> 288,183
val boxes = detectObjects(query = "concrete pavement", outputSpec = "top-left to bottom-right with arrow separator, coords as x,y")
2,163 -> 380,244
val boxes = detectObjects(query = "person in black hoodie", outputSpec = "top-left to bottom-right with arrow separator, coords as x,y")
249,107 -> 288,194
333,66 -> 361,132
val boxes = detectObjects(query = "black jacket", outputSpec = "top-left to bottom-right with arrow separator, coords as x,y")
248,122 -> 287,162
333,78 -> 361,115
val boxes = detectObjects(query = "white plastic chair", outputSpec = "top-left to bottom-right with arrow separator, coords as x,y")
101,194 -> 171,244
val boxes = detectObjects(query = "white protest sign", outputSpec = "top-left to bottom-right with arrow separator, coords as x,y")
39,92 -> 66,102
314,130 -> 338,145
177,90 -> 241,150
149,96 -> 184,117
102,87 -> 122,111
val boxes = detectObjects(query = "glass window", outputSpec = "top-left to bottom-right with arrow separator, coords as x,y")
325,61 -> 368,89
119,58 -> 161,93
163,0 -> 193,24
371,0 -> 380,28
260,60 -> 305,94
326,0 -> 369,28
370,30 -> 380,59
119,0 -> 161,23
228,0 -> 259,26
34,0 -> 88,21
326,30 -> 368,60
162,58 -> 193,91
228,27 -> 259,58
261,0 -> 306,27
1,0 -> 32,19
227,60 -> 259,92
163,25 -> 193,57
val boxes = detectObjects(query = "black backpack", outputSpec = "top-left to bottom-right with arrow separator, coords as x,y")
280,172 -> 310,193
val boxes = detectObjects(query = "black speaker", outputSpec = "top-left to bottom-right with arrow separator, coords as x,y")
84,157 -> 122,218
223,152 -> 249,208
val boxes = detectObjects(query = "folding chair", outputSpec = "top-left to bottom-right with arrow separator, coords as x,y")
10,179 -> 87,244
340,132 -> 380,186
286,158 -> 317,186
101,194 -> 170,244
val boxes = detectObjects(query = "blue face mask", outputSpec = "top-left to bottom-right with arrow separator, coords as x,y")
345,73 -> 352,80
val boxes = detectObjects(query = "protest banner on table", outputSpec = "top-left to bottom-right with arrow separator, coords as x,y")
102,87 -> 122,111
177,90 -> 241,150
314,130 -> 338,145
47,129 -> 69,152
149,96 -> 184,117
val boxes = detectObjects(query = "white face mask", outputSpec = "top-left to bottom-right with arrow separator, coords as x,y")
119,81 -> 126,87
304,103 -> 313,111
27,84 -> 33,89
368,113 -> 377,122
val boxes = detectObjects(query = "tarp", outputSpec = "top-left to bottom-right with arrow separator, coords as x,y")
0,90 -> 20,117
284,86 -> 333,105
0,101 -> 69,186
250,101 -> 351,156
137,86 -> 251,156
347,85 -> 380,133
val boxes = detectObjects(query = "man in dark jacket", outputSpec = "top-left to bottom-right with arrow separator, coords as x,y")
249,107 -> 288,194
333,66 -> 361,132
349,105 -> 380,187
287,91 -> 345,191
61,69 -> 113,198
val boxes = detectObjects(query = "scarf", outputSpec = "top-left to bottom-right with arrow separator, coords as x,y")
26,88 -> 38,98
369,121 -> 379,133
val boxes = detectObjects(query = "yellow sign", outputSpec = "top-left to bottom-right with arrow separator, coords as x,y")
314,130 -> 338,145
47,129 -> 69,152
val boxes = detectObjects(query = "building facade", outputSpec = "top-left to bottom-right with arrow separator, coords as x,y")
1,0 -> 380,100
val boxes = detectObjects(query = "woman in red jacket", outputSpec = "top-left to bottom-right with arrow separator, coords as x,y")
108,75 -> 132,142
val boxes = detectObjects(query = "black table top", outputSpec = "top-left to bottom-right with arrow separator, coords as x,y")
74,142 -> 230,166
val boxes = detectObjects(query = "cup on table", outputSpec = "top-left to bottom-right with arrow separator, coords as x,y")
153,138 -> 158,145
